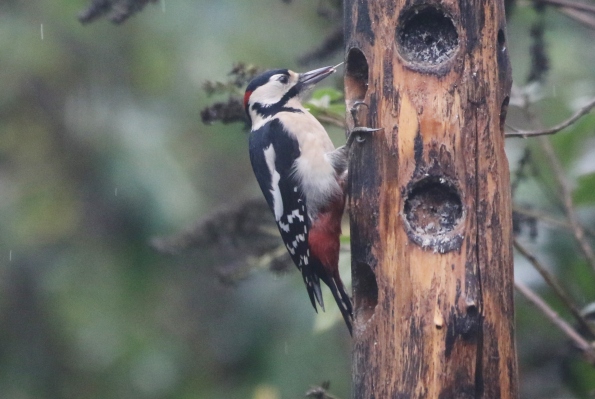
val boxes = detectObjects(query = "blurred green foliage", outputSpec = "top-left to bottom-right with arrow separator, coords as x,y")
0,1 -> 594,399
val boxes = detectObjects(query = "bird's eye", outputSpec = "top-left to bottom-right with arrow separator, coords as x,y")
279,75 -> 289,84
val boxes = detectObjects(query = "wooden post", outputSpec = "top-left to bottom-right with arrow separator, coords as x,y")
344,0 -> 518,397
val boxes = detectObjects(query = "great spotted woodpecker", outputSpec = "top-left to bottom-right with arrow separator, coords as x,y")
244,65 -> 355,333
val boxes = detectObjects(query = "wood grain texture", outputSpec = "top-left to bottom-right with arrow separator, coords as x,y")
344,0 -> 518,397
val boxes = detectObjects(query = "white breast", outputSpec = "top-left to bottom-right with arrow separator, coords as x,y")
277,106 -> 341,218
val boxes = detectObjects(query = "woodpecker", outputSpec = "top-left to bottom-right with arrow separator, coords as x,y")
244,65 -> 355,334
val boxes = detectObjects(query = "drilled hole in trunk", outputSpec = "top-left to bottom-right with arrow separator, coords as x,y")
403,176 -> 464,253
345,48 -> 369,126
405,177 -> 462,234
500,96 -> 509,135
353,261 -> 378,325
498,29 -> 506,47
345,47 -> 368,100
397,6 -> 458,67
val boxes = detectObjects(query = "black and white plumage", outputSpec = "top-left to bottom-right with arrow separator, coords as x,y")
244,66 -> 353,334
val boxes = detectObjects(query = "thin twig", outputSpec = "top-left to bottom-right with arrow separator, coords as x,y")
506,98 -> 595,137
513,206 -> 595,237
538,136 -> 595,275
316,112 -> 346,128
514,98 -> 595,275
559,7 -> 595,29
531,0 -> 595,14
514,239 -> 595,338
514,206 -> 568,231
507,98 -> 595,136
515,280 -> 595,365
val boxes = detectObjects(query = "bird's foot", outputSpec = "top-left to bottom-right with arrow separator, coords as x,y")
347,100 -> 382,147
349,101 -> 369,126
346,126 -> 382,148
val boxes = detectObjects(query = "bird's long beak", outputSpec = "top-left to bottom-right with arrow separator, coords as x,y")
298,65 -> 337,88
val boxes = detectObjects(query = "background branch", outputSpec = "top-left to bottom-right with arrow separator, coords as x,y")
514,239 -> 595,338
531,0 -> 595,15
559,7 -> 595,29
538,136 -> 595,275
513,206 -> 595,238
506,98 -> 595,137
515,280 -> 595,365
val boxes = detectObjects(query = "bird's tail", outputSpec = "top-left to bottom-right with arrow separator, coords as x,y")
302,265 -> 324,312
302,263 -> 353,335
331,277 -> 354,335
321,273 -> 353,335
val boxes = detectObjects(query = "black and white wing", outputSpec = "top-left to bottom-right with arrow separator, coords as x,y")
248,119 -> 324,310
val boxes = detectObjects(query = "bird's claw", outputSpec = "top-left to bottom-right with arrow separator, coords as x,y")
346,126 -> 382,147
347,101 -> 382,146
349,101 -> 370,126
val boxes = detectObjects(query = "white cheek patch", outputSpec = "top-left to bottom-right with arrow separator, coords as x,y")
251,83 -> 284,107
263,145 -> 284,223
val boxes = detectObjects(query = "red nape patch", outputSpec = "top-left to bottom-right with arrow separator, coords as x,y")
243,90 -> 252,109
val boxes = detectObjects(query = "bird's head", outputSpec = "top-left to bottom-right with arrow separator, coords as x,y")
243,65 -> 337,126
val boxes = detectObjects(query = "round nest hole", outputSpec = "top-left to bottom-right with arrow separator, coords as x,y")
397,6 -> 459,66
404,177 -> 462,236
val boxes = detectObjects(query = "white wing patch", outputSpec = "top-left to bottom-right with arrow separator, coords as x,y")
286,209 -> 305,224
263,145 -> 285,224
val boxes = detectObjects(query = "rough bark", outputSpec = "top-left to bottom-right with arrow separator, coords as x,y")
344,0 -> 518,397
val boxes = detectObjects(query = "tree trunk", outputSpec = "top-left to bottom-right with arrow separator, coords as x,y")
344,0 -> 518,397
